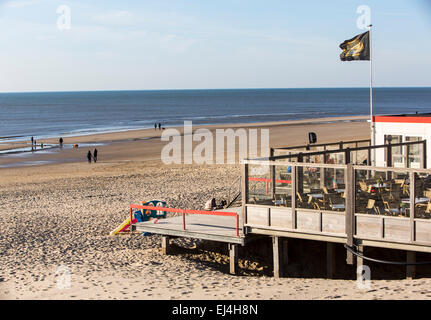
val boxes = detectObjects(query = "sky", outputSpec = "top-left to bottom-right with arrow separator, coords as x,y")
0,0 -> 430,92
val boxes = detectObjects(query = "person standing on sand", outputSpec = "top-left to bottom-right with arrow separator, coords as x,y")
59,137 -> 63,148
87,150 -> 92,163
93,148 -> 98,163
158,123 -> 161,130
154,123 -> 157,130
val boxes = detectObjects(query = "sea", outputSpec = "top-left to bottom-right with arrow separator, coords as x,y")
1,87 -> 431,142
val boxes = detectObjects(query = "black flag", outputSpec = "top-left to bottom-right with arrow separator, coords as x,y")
339,31 -> 370,61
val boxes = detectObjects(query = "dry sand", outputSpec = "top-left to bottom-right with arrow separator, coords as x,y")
2,117 -> 430,300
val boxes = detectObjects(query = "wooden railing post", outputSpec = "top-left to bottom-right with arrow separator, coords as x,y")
291,164 -> 297,229
241,163 -> 248,235
270,149 -> 276,198
345,148 -> 351,164
386,143 -> 392,180
422,140 -> 427,169
297,153 -> 304,194
345,164 -> 355,265
410,172 -> 416,243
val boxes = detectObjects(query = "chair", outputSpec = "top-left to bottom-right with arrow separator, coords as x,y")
382,197 -> 401,216
328,194 -> 345,211
366,199 -> 380,215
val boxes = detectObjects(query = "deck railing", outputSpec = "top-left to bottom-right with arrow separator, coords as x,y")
129,204 -> 240,237
241,159 -> 431,251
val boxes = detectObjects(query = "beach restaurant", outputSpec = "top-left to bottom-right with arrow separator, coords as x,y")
130,114 -> 431,279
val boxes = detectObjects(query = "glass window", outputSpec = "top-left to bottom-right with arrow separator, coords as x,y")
406,136 -> 422,169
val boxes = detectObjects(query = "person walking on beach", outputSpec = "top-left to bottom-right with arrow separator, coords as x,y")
93,148 -> 98,163
59,137 -> 63,148
154,123 -> 157,130
158,123 -> 161,130
87,150 -> 92,163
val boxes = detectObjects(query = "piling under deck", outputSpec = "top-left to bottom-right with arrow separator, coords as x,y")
131,207 -> 245,245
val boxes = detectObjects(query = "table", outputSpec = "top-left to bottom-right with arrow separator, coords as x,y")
308,193 -> 323,199
402,197 -> 429,204
371,183 -> 389,188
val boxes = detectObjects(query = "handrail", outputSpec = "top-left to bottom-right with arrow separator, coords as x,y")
272,139 -> 371,151
129,204 -> 240,237
248,177 -> 291,195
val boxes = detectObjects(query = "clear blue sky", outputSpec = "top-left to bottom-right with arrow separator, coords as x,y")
0,0 -> 430,92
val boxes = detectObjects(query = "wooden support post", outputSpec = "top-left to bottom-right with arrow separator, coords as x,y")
356,245 -> 364,281
282,238 -> 289,267
327,242 -> 336,279
161,235 -> 170,255
272,236 -> 287,278
229,243 -> 238,275
406,251 -> 416,280
422,140 -> 427,169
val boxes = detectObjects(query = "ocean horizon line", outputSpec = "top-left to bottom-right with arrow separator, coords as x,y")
1,86 -> 431,95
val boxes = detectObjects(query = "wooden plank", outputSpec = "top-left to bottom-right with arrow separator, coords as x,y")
270,207 -> 292,229
356,215 -> 381,239
406,251 -> 416,280
296,210 -> 320,232
322,213 -> 346,235
229,243 -> 238,275
383,217 -> 410,242
327,242 -> 336,279
414,219 -> 431,244
246,206 -> 269,226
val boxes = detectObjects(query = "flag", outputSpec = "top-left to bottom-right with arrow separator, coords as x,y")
339,31 -> 370,61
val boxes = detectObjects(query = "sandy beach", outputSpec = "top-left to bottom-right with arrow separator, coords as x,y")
2,116 -> 431,300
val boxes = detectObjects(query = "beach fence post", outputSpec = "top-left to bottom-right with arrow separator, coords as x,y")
229,243 -> 238,275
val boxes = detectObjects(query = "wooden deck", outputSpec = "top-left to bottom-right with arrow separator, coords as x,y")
132,207 -> 245,245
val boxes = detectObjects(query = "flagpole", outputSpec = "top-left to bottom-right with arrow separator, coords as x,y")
368,24 -> 375,166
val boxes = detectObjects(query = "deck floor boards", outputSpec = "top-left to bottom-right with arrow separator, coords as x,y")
133,207 -> 244,244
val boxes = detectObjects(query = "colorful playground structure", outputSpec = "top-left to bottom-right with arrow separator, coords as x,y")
109,200 -> 167,235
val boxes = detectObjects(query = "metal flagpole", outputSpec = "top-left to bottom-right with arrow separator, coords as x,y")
368,24 -> 374,166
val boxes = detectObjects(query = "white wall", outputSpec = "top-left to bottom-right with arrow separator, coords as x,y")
374,121 -> 430,168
